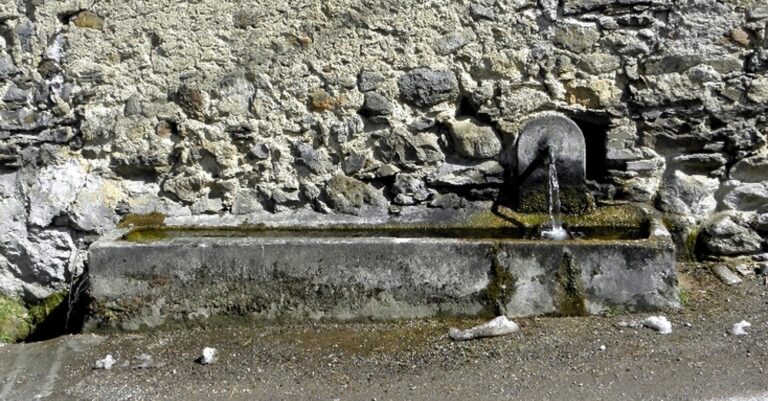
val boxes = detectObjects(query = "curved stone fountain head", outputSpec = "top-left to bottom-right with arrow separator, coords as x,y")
516,113 -> 589,214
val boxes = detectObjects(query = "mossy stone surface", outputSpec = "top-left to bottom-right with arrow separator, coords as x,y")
555,252 -> 588,317
0,292 -> 69,343
28,292 -> 67,326
118,212 -> 167,228
0,296 -> 31,343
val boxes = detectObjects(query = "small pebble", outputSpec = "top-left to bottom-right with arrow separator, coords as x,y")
93,354 -> 116,370
712,265 -> 742,286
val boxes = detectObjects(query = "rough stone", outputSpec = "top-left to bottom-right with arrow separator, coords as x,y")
27,161 -> 87,228
563,0 -> 672,15
177,86 -> 210,121
553,22 -> 601,53
656,171 -> 718,223
429,193 -> 468,209
712,265 -> 742,286
249,143 -> 270,160
565,79 -> 621,109
754,214 -> 768,232
577,52 -> 622,75
360,92 -> 394,117
68,177 -> 120,234
123,94 -> 142,116
377,128 -> 444,167
670,154 -> 727,174
342,152 -> 370,175
397,69 -> 458,108
469,4 -> 495,20
323,175 -> 386,216
162,171 -> 208,204
293,141 -> 334,175
431,161 -> 504,187
447,119 -> 501,159
434,29 -> 477,56
699,213 -> 763,256
392,174 -> 430,205
0,53 -> 17,78
216,76 -> 254,116
357,71 -> 385,92
747,6 -> 768,21
730,28 -> 751,47
730,155 -> 768,182
722,182 -> 768,213
747,77 -> 768,103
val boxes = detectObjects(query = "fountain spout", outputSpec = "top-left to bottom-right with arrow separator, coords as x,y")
515,114 -> 589,214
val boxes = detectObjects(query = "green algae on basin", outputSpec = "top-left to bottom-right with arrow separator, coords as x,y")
121,225 -> 649,242
121,205 -> 651,243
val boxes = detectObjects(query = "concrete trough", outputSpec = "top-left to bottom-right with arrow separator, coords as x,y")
87,209 -> 679,331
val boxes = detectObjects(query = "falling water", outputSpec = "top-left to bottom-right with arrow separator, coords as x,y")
542,145 -> 569,240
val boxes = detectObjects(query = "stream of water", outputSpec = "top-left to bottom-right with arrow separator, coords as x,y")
541,145 -> 569,241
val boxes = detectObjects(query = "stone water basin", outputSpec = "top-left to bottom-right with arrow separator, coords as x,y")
87,205 -> 678,331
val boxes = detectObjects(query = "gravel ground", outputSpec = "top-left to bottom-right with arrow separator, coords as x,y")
2,263 -> 768,401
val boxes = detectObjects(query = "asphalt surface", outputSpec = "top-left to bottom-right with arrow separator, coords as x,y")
1,263 -> 767,401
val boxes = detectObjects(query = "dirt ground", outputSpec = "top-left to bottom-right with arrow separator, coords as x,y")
1,263 -> 768,401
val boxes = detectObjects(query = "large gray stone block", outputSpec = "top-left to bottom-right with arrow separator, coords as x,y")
87,217 -> 678,331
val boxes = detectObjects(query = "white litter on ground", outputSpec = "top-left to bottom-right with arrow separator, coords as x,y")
93,354 -> 116,370
642,316 -> 672,334
730,320 -> 751,336
449,316 -> 519,341
198,347 -> 217,365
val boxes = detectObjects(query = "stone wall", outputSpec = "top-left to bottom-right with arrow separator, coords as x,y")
1,0 -> 766,301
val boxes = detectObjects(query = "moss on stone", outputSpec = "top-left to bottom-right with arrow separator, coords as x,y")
118,212 -> 167,228
518,187 -> 591,215
119,204 -> 648,243
517,192 -> 550,214
28,292 -> 67,327
485,245 -> 517,315
472,204 -> 645,229
0,292 -> 74,343
555,252 -> 587,317
684,229 -> 699,260
0,296 -> 31,343
122,228 -> 169,242
563,205 -> 645,228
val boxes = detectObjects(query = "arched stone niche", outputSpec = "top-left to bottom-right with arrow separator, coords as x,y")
516,113 -> 589,214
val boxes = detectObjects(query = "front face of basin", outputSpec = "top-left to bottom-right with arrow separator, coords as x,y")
87,206 -> 678,331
